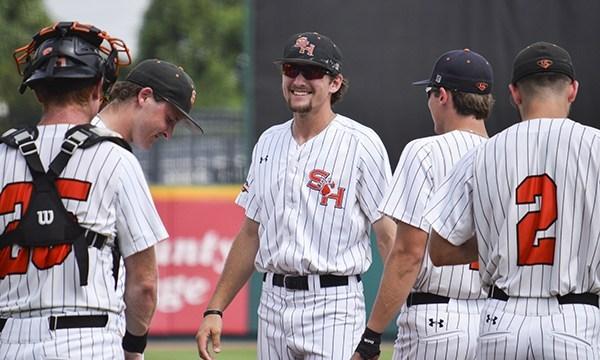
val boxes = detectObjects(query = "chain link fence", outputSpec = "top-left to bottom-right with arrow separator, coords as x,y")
135,110 -> 249,185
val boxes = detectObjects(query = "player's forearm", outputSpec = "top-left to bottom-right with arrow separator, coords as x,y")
367,249 -> 422,332
123,246 -> 159,335
367,221 -> 427,332
429,231 -> 478,266
372,215 -> 397,261
206,218 -> 259,311
124,271 -> 157,335
206,245 -> 256,311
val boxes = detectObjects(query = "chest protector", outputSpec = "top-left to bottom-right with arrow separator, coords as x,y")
0,124 -> 131,286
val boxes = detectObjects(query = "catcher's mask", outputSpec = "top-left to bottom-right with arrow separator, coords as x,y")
13,21 -> 132,95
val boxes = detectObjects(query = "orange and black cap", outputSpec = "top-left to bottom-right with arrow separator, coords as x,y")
126,59 -> 203,133
511,42 -> 574,84
274,32 -> 343,75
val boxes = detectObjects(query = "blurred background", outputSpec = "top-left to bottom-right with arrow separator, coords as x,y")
2,0 -> 600,350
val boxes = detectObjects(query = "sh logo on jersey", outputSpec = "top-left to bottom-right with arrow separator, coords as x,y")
306,169 -> 345,208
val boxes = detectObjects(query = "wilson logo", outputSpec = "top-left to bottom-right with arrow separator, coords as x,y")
37,210 -> 54,225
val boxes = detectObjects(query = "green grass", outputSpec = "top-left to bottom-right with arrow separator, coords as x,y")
145,341 -> 395,359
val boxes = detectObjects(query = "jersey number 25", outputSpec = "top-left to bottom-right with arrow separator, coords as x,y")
516,174 -> 557,266
0,179 -> 91,278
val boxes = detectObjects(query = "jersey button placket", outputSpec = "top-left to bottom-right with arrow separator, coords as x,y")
288,148 -> 301,205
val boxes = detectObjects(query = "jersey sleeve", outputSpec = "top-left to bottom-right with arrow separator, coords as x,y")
115,153 -> 168,258
424,149 -> 476,246
379,140 -> 433,232
235,143 -> 261,221
357,130 -> 392,224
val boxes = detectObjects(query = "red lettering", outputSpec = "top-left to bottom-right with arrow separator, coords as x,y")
516,174 -> 557,266
306,169 -> 330,190
320,187 -> 345,208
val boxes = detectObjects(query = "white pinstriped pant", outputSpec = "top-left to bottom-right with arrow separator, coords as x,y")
0,313 -> 124,360
257,273 -> 365,360
477,298 -> 600,359
392,298 -> 484,360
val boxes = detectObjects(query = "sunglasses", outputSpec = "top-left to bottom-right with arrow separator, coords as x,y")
281,63 -> 331,80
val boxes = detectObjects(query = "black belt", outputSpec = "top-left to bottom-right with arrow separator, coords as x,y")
263,273 -> 361,290
406,292 -> 450,307
0,315 -> 108,332
489,286 -> 599,308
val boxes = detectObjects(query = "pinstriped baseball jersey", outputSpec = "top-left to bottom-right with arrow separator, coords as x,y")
236,114 -> 391,275
0,123 -> 168,317
380,130 -> 486,299
426,118 -> 600,297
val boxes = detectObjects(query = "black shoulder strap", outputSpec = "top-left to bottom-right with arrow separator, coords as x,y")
48,124 -> 132,179
1,127 -> 45,179
0,126 -> 38,148
76,124 -> 132,152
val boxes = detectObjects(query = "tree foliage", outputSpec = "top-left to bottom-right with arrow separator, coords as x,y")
138,0 -> 245,110
0,0 -> 51,131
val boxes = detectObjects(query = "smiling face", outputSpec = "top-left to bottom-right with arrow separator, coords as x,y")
131,90 -> 181,149
280,63 -> 341,115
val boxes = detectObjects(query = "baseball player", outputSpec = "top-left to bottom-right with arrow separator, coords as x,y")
425,42 -> 600,359
0,22 -> 168,360
353,49 -> 494,360
196,32 -> 396,360
92,58 -> 203,148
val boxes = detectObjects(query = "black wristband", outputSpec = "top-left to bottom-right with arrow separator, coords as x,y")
355,327 -> 382,360
122,330 -> 148,354
203,309 -> 223,318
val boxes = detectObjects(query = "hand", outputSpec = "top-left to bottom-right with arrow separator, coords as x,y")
353,327 -> 382,360
196,314 -> 223,360
124,350 -> 144,360
351,352 -> 379,360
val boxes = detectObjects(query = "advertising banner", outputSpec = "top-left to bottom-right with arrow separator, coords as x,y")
149,186 -> 248,335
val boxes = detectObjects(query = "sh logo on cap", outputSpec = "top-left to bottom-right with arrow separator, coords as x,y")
274,32 -> 343,75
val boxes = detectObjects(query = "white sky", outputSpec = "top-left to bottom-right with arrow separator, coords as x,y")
43,0 -> 150,57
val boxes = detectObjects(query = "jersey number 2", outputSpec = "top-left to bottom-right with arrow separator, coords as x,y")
0,180 -> 91,278
516,174 -> 557,266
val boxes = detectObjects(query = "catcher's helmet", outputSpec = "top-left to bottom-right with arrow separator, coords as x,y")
13,21 -> 131,94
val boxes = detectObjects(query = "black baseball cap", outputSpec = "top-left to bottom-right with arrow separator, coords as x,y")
126,59 -> 203,133
274,32 -> 343,75
511,42 -> 575,84
413,49 -> 493,94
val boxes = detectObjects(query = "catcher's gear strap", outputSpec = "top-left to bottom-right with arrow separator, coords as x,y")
0,124 -> 130,287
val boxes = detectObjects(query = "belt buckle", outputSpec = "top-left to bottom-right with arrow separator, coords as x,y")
49,315 -> 59,330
